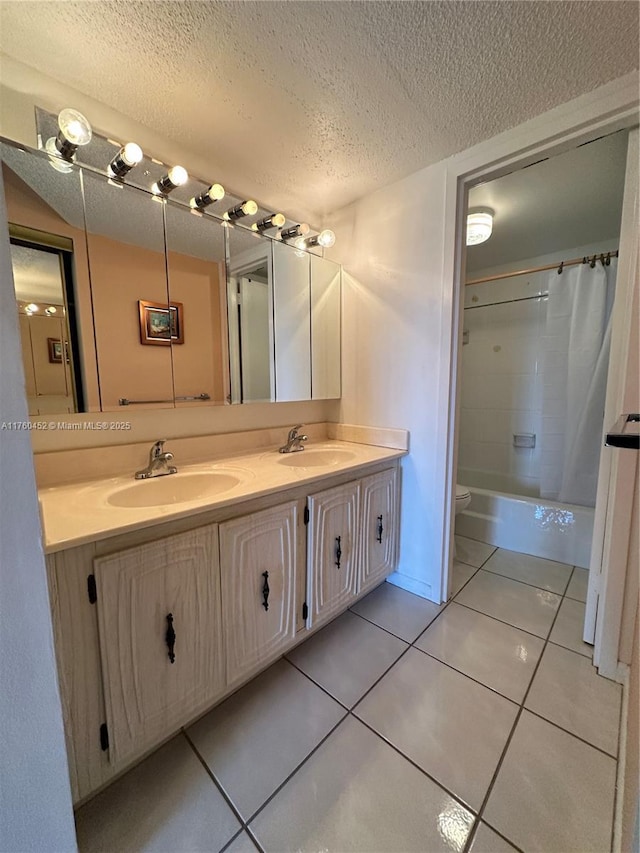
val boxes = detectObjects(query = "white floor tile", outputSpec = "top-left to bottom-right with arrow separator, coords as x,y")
250,715 -> 475,853
469,823 -> 519,852
550,597 -> 593,657
350,581 -> 443,642
450,560 -> 477,597
287,610 -> 407,707
525,643 -> 622,756
485,710 -> 616,853
186,659 -> 345,820
566,567 -> 589,602
483,548 -> 572,594
416,602 -> 544,703
355,648 -> 518,810
455,570 -> 561,638
75,735 -> 240,853
455,535 -> 496,568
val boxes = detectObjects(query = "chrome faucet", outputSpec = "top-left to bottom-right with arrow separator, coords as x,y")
135,440 -> 178,479
279,425 -> 308,453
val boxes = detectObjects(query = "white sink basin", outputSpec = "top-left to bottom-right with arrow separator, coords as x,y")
107,472 -> 242,508
278,448 -> 356,468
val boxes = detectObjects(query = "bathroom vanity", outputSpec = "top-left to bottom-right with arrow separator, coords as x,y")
41,438 -> 404,804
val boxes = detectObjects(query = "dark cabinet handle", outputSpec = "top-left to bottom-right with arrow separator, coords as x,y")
377,515 -> 384,543
262,571 -> 270,611
335,536 -> 342,569
165,613 -> 176,664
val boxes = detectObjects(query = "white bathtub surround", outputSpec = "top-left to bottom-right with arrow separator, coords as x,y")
456,486 -> 594,568
540,259 -> 617,508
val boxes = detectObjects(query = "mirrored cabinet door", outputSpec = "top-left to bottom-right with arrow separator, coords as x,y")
226,225 -> 274,404
311,254 -> 341,400
272,240 -> 311,402
164,203 -> 229,407
82,173 -> 173,411
1,141 -> 98,413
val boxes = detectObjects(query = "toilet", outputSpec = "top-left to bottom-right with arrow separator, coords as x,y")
455,484 -> 471,516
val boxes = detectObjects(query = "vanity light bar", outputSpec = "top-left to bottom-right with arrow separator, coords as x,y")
224,200 -> 259,221
45,108 -> 93,162
109,142 -> 144,179
252,213 -> 286,232
152,165 -> 189,196
190,183 -> 226,210
280,223 -> 310,241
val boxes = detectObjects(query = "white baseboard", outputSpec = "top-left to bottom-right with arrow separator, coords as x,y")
386,571 -> 435,601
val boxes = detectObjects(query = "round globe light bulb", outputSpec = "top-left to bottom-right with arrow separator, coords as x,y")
58,108 -> 92,146
294,236 -> 307,250
121,142 -> 143,166
271,213 -> 286,228
242,200 -> 258,216
317,229 -> 336,248
25,303 -> 39,313
45,306 -> 58,316
298,223 -> 310,237
168,165 -> 188,186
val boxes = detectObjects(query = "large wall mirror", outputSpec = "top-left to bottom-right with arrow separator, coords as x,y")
1,137 -> 341,413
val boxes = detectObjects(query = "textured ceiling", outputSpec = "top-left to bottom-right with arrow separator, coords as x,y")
10,242 -> 64,304
467,130 -> 628,272
0,1 -> 638,220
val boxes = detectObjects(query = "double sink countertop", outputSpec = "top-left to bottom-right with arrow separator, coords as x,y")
39,441 -> 406,554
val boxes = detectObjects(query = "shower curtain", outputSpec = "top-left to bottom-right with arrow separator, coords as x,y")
539,259 -> 617,507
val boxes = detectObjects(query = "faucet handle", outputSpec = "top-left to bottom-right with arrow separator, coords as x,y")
287,424 -> 303,441
151,439 -> 167,458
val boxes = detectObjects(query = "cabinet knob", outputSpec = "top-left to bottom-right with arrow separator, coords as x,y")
262,571 -> 270,611
335,536 -> 342,569
165,613 -> 176,664
377,515 -> 384,543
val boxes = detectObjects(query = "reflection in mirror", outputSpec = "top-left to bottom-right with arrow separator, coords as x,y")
226,225 -> 274,403
311,254 -> 341,400
272,240 -> 311,402
82,172 -> 172,411
1,141 -> 96,412
164,203 -> 229,407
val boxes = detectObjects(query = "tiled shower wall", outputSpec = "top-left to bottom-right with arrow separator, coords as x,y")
459,271 -> 547,497
458,240 -> 618,498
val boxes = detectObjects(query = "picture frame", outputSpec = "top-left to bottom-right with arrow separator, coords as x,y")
47,337 -> 64,364
138,300 -> 184,346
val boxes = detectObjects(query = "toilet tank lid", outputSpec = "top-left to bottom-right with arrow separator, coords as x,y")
456,484 -> 470,498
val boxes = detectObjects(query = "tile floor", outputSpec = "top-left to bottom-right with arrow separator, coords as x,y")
75,537 -> 622,853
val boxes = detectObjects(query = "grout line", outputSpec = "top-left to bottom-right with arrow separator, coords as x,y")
547,636 -> 594,661
244,825 -> 265,852
243,714 -> 348,827
481,565 -> 572,596
182,731 -> 249,832
218,828 -> 260,853
478,819 -> 527,853
460,566 -> 571,853
284,656 -> 351,712
522,707 -> 619,761
469,567 -> 565,598
453,599 -> 552,641
346,607 -> 418,643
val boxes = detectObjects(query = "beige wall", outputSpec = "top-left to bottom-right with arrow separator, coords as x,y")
621,611 -> 639,852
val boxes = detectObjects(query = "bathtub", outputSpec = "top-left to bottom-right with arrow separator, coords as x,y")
455,486 -> 594,569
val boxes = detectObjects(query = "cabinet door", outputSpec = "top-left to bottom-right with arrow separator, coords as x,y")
220,502 -> 299,685
360,467 -> 400,592
94,525 -> 224,767
307,481 -> 360,628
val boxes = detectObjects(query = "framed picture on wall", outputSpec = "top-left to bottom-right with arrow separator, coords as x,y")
138,300 -> 184,346
47,337 -> 64,363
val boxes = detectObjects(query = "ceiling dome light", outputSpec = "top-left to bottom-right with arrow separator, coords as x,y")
224,200 -> 259,221
190,183 -> 226,210
153,165 -> 188,195
109,142 -> 143,179
466,209 -> 493,246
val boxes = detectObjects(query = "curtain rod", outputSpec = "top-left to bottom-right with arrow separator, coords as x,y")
465,250 -> 619,286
